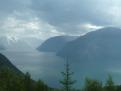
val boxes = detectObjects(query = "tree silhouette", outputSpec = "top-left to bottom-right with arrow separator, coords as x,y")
60,60 -> 76,91
105,75 -> 116,91
83,78 -> 103,91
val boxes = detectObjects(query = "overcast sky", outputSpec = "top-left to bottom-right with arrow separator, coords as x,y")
0,0 -> 121,43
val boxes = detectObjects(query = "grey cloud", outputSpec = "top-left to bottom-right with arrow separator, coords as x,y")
30,0 -> 106,24
0,0 -> 32,22
0,0 -> 121,36
30,0 -> 121,33
0,0 -> 31,13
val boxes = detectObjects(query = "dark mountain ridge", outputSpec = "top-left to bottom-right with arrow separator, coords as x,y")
37,35 -> 78,52
0,53 -> 23,75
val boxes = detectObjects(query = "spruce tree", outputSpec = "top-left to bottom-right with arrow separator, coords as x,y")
60,60 -> 76,91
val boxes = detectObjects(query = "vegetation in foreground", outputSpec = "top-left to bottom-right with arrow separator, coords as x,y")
0,63 -> 121,91
0,68 -> 52,91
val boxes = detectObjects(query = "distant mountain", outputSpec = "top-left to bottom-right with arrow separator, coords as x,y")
57,27 -> 121,62
0,53 -> 22,75
0,46 -> 5,50
0,36 -> 10,51
37,36 -> 78,52
0,38 -> 6,51
0,36 -> 42,52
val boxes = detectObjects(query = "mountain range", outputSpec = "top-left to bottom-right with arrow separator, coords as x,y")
39,27 -> 121,63
57,27 -> 121,62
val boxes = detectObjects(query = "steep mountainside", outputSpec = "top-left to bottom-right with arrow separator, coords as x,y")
57,27 -> 121,62
0,53 -> 22,75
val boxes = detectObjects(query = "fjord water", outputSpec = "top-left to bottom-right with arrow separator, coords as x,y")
1,50 -> 65,87
1,50 -> 121,87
